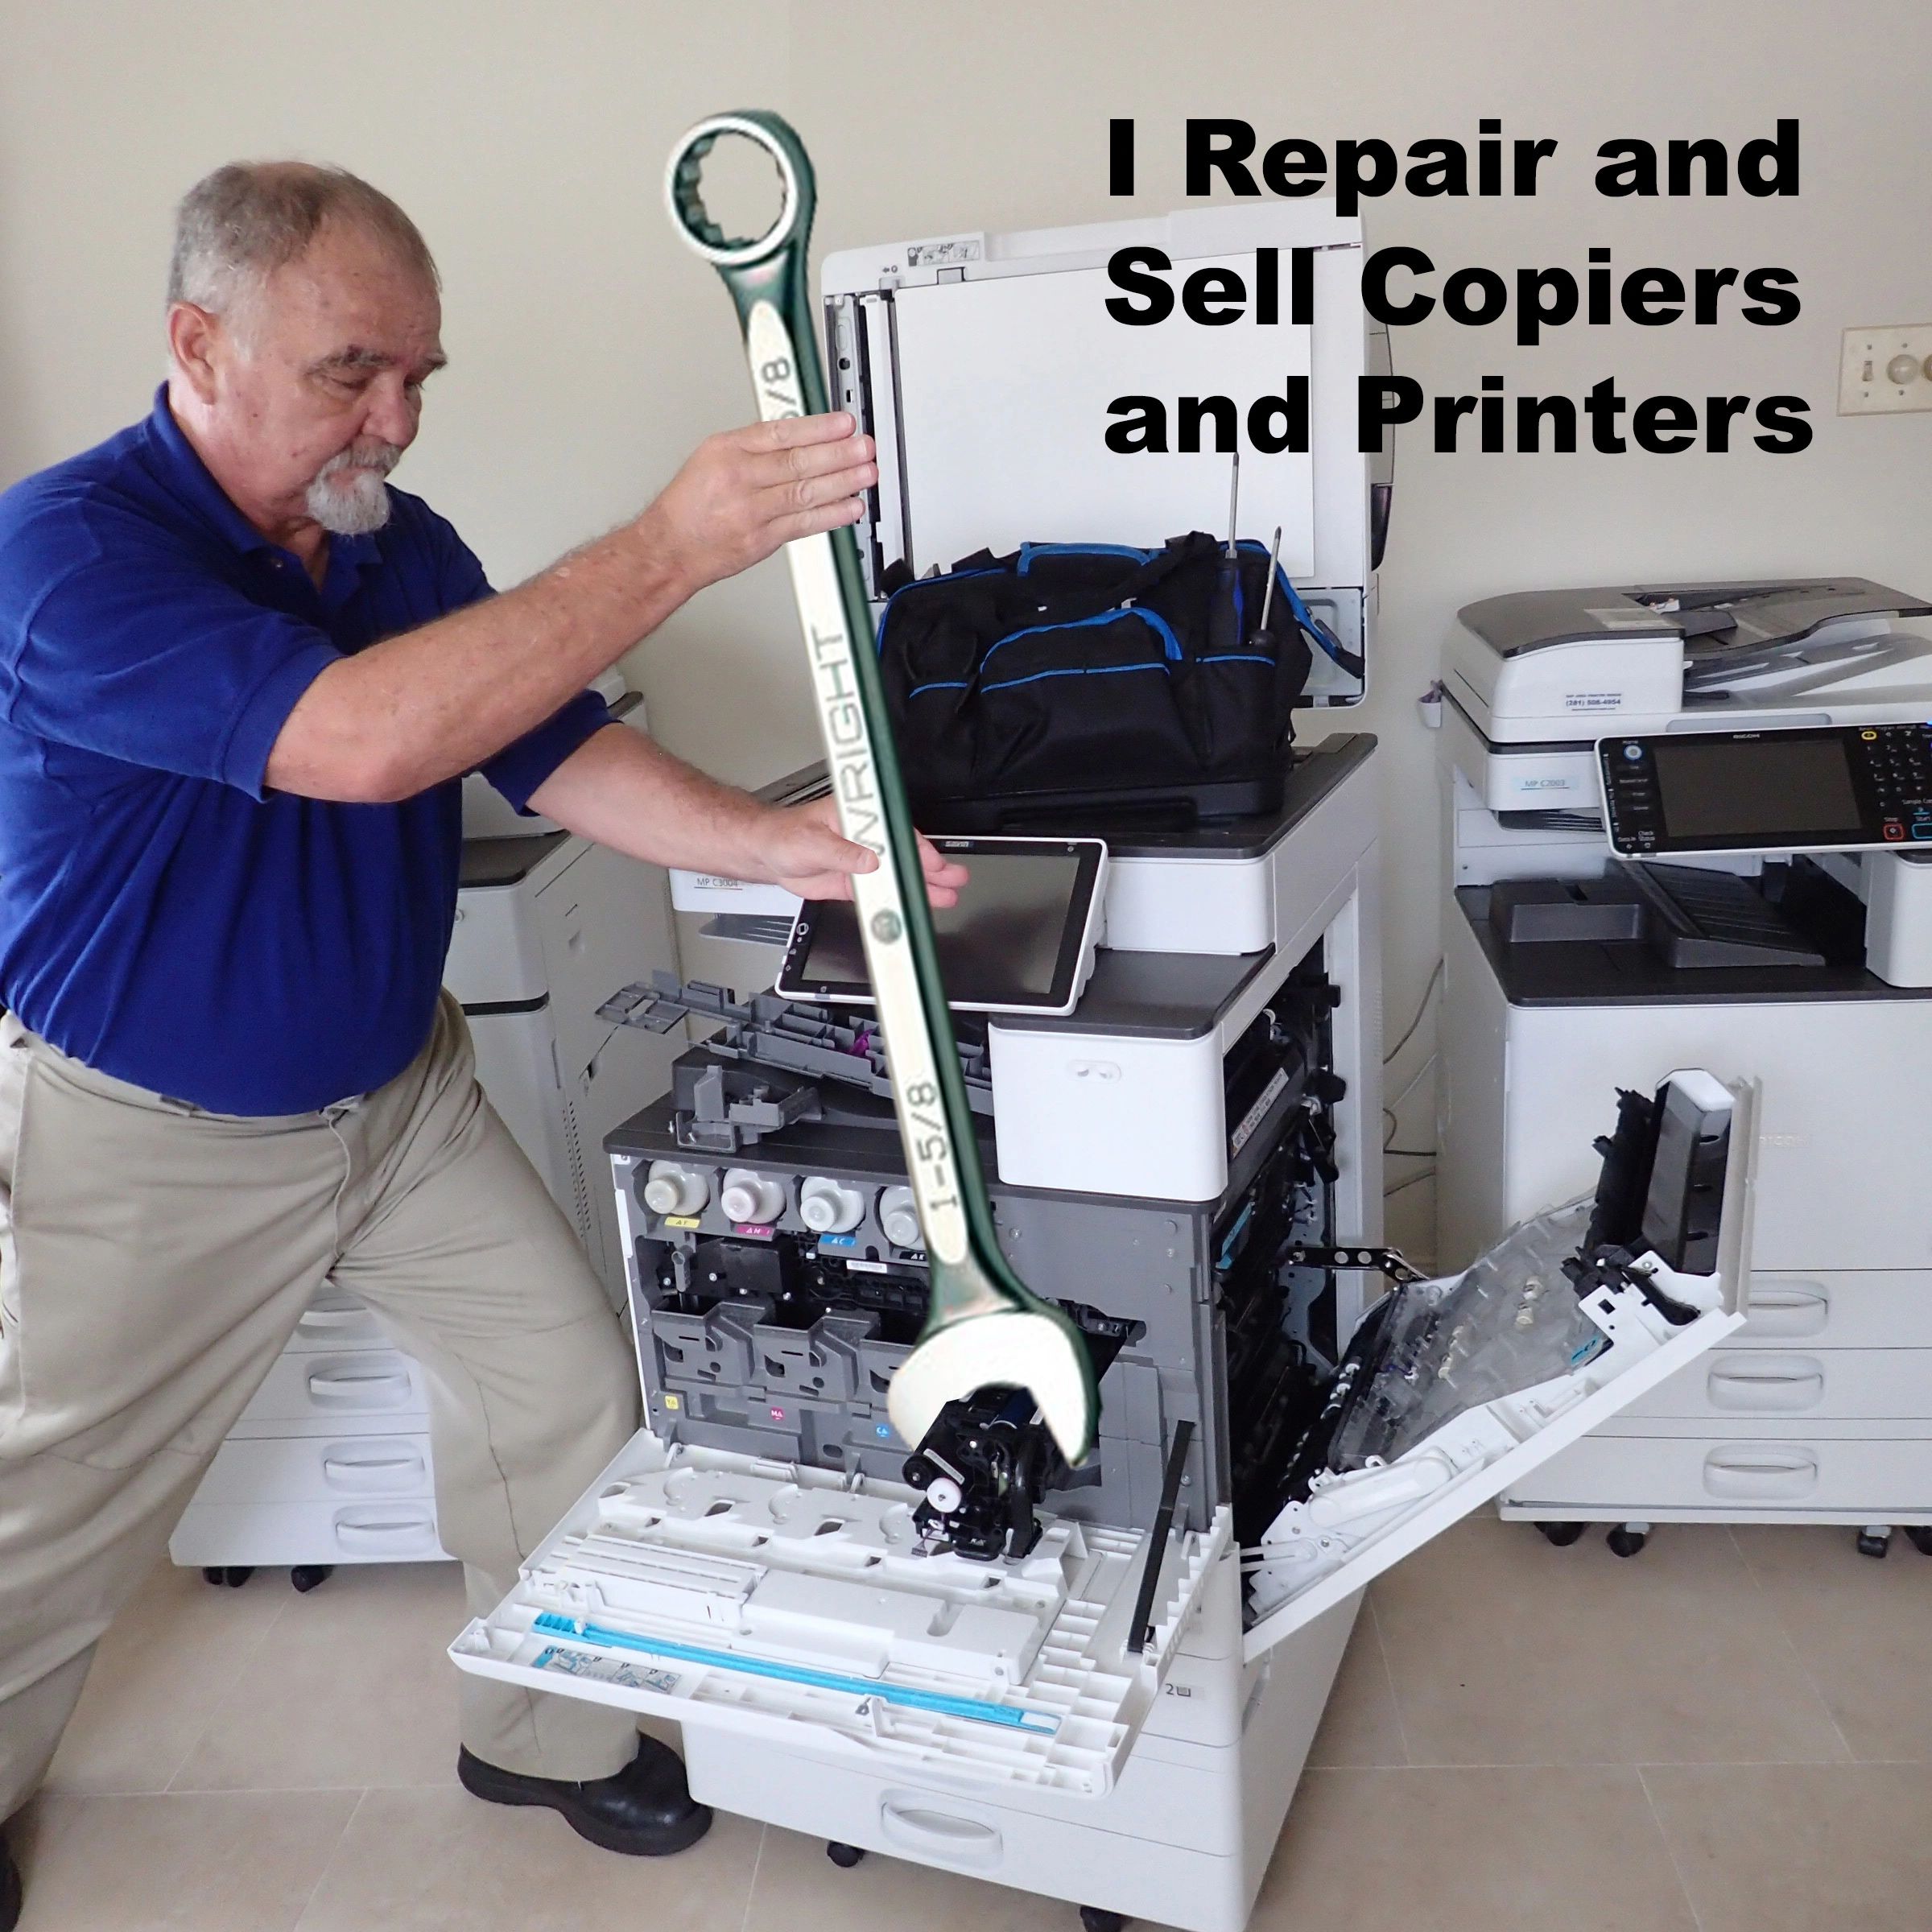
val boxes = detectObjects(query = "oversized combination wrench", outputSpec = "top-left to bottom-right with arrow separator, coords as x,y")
664,111 -> 1098,1464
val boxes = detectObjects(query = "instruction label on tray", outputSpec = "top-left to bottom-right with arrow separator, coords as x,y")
533,1645 -> 688,1697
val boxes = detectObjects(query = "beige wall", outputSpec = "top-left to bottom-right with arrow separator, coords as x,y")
4,0 -> 1929,1238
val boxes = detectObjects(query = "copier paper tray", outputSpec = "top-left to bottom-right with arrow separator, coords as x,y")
452,1438 -> 1228,1798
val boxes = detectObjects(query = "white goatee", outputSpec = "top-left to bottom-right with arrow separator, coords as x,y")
306,440 -> 402,536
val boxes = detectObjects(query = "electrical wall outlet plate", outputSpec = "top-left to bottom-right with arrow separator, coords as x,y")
1839,324 -> 1932,415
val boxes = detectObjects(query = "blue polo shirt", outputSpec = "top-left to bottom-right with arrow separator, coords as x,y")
0,387 -> 611,1114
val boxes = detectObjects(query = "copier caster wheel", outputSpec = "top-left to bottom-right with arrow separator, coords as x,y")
1856,1529 -> 1893,1560
290,1565 -> 335,1593
825,1842 -> 865,1869
204,1566 -> 254,1587
1080,1909 -> 1129,1932
1536,1521 -> 1587,1547
1905,1527 -> 1932,1557
1605,1525 -> 1648,1558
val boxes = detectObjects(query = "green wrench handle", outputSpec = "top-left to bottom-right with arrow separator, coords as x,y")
664,112 -> 1096,1463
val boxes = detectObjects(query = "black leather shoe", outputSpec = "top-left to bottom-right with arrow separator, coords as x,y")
456,1737 -> 712,1856
1,1826 -> 20,1932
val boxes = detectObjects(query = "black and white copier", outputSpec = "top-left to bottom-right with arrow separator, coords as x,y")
1435,580 -> 1932,1557
448,205 -> 1758,1932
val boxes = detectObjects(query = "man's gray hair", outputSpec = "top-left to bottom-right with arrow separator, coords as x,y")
167,161 -> 440,319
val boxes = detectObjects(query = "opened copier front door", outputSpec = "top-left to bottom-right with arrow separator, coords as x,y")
451,1069 -> 1753,1802
1242,1070 -> 1755,1656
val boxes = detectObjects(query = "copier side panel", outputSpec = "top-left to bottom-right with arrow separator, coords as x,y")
1484,986 -> 1932,1274
1436,902 -> 1516,1274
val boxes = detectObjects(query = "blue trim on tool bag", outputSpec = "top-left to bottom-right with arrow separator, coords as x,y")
1018,541 -> 1157,573
873,565 -> 1002,653
981,662 -> 1174,694
983,607 -> 1183,667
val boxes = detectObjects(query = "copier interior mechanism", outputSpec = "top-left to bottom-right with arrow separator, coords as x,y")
599,970 -> 993,1154
1286,1075 -> 1728,1495
918,1071 -> 1727,1568
608,963 -> 1343,1549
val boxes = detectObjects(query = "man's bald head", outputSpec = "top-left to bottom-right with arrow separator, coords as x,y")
167,161 -> 440,328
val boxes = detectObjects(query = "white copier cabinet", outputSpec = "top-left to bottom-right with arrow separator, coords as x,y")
164,1290 -> 448,1575
1443,909 -> 1932,1535
445,828 -> 683,1307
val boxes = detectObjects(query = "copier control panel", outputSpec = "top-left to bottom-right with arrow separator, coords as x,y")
1598,721 -> 1932,857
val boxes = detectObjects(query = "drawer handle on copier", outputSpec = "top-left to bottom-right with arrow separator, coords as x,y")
1702,1446 -> 1819,1500
322,1452 -> 427,1490
298,1302 -> 374,1334
1705,1359 -> 1826,1413
333,1513 -> 436,1550
878,1798 -> 1002,1869
1742,1281 -> 1830,1339
308,1368 -> 412,1407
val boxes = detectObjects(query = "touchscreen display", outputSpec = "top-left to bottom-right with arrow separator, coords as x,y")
791,849 -> 1086,1006
1652,736 -> 1862,840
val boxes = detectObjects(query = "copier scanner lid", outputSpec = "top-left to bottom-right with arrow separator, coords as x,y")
1445,578 -> 1932,744
1461,579 -> 1931,659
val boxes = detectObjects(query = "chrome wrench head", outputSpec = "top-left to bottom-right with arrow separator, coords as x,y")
665,113 -> 804,271
887,1302 -> 1098,1469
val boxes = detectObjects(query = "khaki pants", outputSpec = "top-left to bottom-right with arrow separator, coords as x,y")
0,993 -> 642,1821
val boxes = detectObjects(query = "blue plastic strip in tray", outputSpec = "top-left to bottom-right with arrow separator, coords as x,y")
530,1612 -> 1062,1735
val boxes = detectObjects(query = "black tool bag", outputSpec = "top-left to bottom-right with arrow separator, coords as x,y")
876,532 -> 1314,831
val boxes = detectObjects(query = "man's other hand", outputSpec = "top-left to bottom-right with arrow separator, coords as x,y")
646,414 -> 877,592
762,795 -> 968,907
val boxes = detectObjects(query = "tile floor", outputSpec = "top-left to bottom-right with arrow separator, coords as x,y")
10,1517 -> 1930,1931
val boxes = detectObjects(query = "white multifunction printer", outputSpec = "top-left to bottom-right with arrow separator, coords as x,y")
1435,580 -> 1932,1559
449,205 -> 1757,1932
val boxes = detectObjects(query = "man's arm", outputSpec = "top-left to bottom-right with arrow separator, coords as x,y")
528,724 -> 968,905
262,414 -> 876,804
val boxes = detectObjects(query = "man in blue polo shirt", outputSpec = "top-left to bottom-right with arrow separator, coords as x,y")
0,161 -> 963,1917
